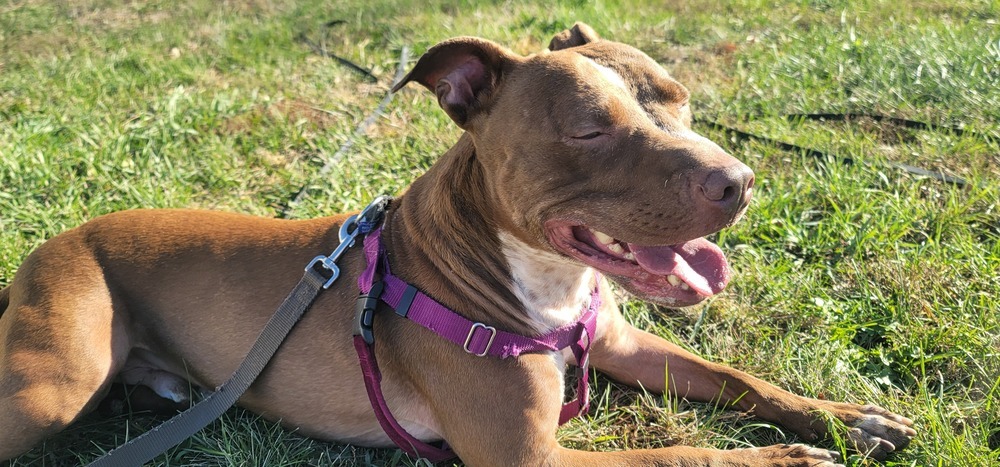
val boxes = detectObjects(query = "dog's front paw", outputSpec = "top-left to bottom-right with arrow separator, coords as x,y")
838,402 -> 916,459
739,444 -> 844,467
793,400 -> 916,460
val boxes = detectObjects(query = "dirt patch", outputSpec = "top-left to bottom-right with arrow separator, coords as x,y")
217,0 -> 282,16
272,99 -> 343,128
70,3 -> 171,30
219,99 -> 344,137
647,42 -> 738,98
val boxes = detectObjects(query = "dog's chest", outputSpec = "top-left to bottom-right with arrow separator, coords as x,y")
499,231 -> 597,334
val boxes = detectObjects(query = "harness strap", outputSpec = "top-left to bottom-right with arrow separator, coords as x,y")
352,336 -> 456,462
353,226 -> 601,461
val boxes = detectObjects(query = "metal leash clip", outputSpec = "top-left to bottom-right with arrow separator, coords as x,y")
306,196 -> 390,289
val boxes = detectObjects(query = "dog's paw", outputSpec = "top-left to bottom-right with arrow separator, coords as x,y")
792,400 -> 916,460
838,403 -> 916,459
739,444 -> 844,467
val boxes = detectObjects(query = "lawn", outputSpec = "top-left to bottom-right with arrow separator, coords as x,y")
1,0 -> 998,465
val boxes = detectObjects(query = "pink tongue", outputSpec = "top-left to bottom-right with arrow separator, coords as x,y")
628,238 -> 731,296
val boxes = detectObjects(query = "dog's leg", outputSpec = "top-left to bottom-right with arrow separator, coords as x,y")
0,240 -> 127,460
589,308 -> 916,459
548,444 -> 842,466
417,351 -> 840,466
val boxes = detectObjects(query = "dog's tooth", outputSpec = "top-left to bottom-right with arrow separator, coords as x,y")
624,252 -> 635,261
592,230 -> 616,246
680,282 -> 690,291
607,243 -> 625,254
667,275 -> 682,287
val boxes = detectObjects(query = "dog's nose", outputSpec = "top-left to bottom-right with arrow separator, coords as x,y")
698,164 -> 755,212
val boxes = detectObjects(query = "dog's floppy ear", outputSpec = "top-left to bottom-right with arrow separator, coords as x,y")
548,22 -> 601,51
392,37 -> 517,128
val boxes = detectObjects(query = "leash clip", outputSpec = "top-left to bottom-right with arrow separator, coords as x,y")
310,195 -> 391,290
354,280 -> 385,345
340,195 -> 391,244
305,255 -> 340,289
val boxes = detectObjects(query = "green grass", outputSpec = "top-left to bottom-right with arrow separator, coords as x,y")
2,0 -> 999,465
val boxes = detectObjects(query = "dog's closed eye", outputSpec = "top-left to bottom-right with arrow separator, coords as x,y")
573,131 -> 605,140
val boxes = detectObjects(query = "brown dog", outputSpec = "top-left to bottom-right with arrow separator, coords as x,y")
1,23 -> 914,465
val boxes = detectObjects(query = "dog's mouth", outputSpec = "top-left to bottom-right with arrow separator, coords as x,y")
545,222 -> 730,307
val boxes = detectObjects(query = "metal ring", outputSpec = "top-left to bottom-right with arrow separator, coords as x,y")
463,323 -> 497,357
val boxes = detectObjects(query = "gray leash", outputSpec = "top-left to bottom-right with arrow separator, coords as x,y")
88,197 -> 389,466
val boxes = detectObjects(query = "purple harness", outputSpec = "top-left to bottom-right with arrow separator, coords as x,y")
352,226 -> 600,462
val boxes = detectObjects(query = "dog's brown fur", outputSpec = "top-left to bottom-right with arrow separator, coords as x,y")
1,24 -> 914,465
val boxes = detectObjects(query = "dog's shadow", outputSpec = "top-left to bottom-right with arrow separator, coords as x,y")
11,390 -> 440,467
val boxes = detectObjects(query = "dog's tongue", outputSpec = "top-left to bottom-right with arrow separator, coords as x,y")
628,238 -> 730,297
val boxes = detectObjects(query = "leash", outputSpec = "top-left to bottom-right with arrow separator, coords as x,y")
88,196 -> 390,466
351,226 -> 601,461
280,45 -> 411,219
694,113 -> 992,188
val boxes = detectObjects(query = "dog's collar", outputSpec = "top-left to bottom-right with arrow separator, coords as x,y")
352,226 -> 601,462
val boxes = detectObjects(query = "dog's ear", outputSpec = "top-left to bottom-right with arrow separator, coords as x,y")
548,22 -> 601,51
392,37 -> 517,128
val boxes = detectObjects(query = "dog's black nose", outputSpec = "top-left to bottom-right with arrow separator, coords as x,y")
698,164 -> 755,213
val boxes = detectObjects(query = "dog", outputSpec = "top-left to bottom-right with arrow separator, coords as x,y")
1,23 -> 915,465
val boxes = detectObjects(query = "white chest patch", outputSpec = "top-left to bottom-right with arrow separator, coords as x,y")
499,231 -> 596,334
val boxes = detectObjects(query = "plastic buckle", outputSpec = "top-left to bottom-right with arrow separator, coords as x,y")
306,255 -> 340,289
353,281 -> 385,345
463,323 -> 497,357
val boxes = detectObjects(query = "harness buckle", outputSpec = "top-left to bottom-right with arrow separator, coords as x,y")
353,280 -> 385,345
463,322 -> 497,357
306,255 -> 340,289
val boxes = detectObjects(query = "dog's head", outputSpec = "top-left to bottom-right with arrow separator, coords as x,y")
394,23 -> 754,307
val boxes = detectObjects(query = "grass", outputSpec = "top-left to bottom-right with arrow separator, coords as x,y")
2,0 -> 998,465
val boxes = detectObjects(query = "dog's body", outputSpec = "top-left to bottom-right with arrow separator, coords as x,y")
1,24 -> 914,465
